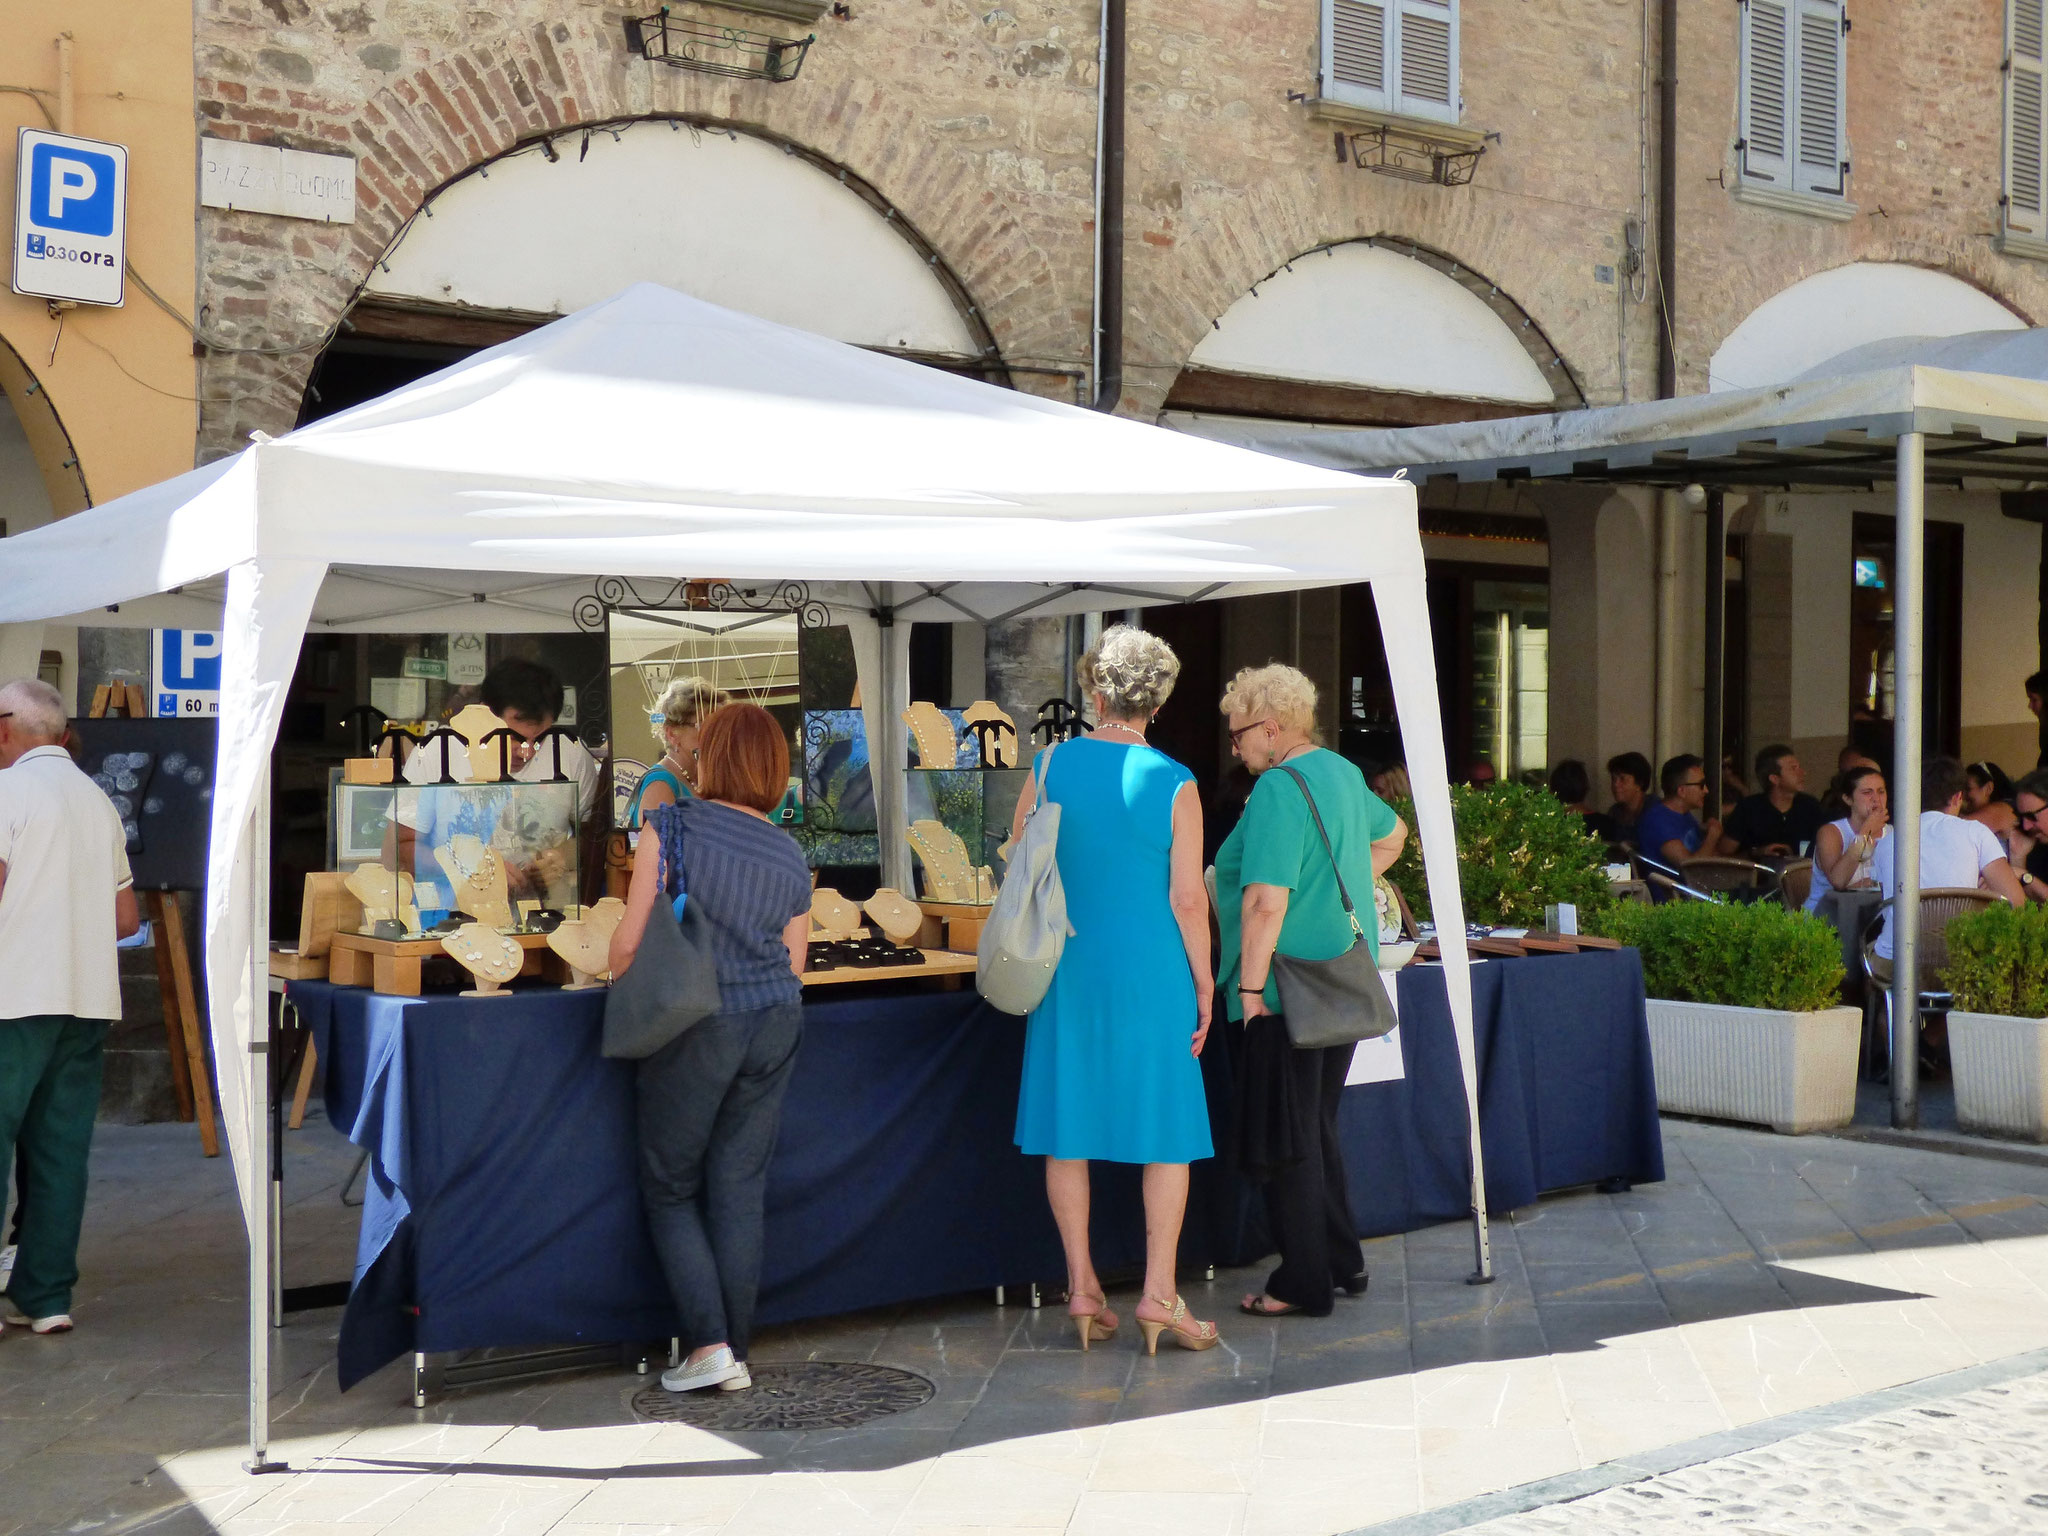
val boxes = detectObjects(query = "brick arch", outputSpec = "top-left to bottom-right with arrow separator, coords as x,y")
198,27 -> 1069,452
1693,245 -> 2039,376
1125,166 -> 1598,418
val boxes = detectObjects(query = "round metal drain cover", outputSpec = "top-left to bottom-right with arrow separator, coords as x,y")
631,1360 -> 935,1430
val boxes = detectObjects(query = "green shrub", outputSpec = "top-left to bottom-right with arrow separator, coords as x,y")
1386,781 -> 1615,930
1944,904 -> 2048,1018
1589,900 -> 1845,1012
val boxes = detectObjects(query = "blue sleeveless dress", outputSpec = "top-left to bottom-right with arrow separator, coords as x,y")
1014,738 -> 1213,1165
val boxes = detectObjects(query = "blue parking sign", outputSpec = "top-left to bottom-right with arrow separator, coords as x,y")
12,128 -> 127,306
151,631 -> 222,718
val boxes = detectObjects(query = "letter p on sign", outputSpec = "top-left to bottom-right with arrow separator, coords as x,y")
12,128 -> 126,305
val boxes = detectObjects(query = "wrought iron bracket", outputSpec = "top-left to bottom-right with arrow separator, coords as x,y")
574,576 -> 830,632
1344,124 -> 1484,187
625,9 -> 815,82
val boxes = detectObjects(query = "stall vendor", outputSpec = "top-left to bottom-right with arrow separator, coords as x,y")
401,659 -> 601,819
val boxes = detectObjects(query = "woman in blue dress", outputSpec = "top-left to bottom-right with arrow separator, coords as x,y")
627,676 -> 731,829
1010,625 -> 1219,1355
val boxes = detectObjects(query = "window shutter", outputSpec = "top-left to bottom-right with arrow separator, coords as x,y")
1792,0 -> 1847,196
1392,0 -> 1457,121
2008,0 -> 2048,240
1739,0 -> 1793,185
1324,0 -> 1390,109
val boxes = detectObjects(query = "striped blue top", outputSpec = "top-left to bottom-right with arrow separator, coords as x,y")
651,796 -> 811,1010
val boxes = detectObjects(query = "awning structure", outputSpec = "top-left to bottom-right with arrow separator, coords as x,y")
0,283 -> 1490,1471
1176,326 -> 2048,1146
1170,341 -> 2048,492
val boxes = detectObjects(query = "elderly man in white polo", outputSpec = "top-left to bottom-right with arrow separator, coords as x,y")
0,678 -> 139,1335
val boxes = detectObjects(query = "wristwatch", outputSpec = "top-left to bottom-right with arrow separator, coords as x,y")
2023,871 -> 2036,888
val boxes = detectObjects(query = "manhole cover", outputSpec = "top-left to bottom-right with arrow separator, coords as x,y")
630,1360 -> 935,1430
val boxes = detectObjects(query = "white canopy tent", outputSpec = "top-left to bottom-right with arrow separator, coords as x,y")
0,283 -> 1486,1467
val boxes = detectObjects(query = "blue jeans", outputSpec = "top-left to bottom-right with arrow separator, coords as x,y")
635,1002 -> 803,1359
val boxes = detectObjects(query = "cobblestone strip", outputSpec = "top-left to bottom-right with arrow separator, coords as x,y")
1346,1347 -> 2048,1536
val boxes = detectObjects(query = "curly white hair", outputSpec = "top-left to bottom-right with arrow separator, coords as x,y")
1076,624 -> 1181,719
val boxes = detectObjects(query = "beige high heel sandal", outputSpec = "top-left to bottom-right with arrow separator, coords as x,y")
1136,1294 -> 1219,1355
1069,1293 -> 1119,1351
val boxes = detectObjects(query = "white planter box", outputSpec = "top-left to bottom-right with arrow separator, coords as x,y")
1644,999 -> 1862,1134
1949,1011 -> 2048,1141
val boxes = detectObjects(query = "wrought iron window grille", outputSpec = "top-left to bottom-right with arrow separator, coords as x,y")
1341,124 -> 1483,187
624,10 -> 816,83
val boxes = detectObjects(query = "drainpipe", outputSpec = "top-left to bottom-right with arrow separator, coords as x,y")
56,32 -> 74,132
1091,0 -> 1125,414
1656,0 -> 1677,398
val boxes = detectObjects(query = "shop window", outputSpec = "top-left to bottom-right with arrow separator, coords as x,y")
1321,0 -> 1459,124
1736,0 -> 1851,215
2004,0 -> 2048,255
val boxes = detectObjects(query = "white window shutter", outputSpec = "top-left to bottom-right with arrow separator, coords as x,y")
1324,0 -> 1390,110
1792,0 -> 1848,196
1739,0 -> 1794,185
2007,0 -> 2048,240
1392,0 -> 1458,123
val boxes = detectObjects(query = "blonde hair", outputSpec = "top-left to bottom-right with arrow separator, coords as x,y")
652,676 -> 731,743
1219,663 -> 1319,738
1076,624 -> 1181,718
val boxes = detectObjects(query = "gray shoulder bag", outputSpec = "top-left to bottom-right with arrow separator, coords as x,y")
1268,764 -> 1399,1050
602,816 -> 724,1059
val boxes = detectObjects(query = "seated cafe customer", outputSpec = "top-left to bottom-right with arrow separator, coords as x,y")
1636,754 -> 1736,876
608,704 -> 813,1395
1725,744 -> 1826,857
1605,752 -> 1653,841
1547,759 -> 1610,841
1806,763 -> 1888,913
2007,769 -> 2048,903
1869,757 -> 2024,981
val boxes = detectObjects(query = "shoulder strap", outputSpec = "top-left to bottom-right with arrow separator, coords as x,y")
1276,764 -> 1364,939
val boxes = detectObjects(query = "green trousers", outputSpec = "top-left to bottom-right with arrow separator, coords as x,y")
0,1016 -> 106,1318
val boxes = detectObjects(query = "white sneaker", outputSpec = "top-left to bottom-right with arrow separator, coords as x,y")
3,1311 -> 73,1335
718,1364 -> 752,1393
660,1345 -> 743,1393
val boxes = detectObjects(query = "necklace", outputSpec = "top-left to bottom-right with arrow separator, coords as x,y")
1095,720 -> 1148,743
1278,741 -> 1315,764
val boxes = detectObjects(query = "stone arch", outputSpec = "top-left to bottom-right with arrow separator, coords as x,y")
197,27 -> 1062,455
0,331 -> 90,518
1125,164 -> 1596,420
1159,235 -> 1584,425
1708,258 -> 2031,392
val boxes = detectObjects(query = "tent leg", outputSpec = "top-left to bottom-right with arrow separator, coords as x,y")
246,771 -> 288,1475
1891,432 -> 1924,1131
1703,489 -> 1727,824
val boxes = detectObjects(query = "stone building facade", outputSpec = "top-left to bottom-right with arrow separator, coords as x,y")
186,0 -> 2048,790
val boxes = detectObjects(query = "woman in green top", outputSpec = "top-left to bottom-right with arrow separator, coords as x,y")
627,676 -> 731,829
1214,664 -> 1407,1318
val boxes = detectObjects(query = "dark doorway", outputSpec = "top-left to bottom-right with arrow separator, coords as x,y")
1848,513 -> 1964,766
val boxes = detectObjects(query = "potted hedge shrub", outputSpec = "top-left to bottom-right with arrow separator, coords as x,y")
1593,901 -> 1854,1134
1386,782 -> 1615,929
1944,905 -> 2048,1140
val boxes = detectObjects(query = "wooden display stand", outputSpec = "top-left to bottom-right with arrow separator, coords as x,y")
327,929 -> 569,996
916,898 -> 991,953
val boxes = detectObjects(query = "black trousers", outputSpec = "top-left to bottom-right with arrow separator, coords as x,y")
1258,1036 -> 1364,1315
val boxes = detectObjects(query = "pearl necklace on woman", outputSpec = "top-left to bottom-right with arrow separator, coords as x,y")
1094,720 -> 1149,744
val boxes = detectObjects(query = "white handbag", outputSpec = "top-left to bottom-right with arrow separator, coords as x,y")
976,747 -> 1073,1014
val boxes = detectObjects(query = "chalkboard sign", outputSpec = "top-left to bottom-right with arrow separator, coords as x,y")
73,718 -> 217,892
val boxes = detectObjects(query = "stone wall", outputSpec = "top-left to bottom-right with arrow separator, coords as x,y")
194,0 -> 1672,457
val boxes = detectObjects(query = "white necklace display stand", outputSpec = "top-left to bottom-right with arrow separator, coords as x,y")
441,922 -> 523,997
546,922 -> 613,990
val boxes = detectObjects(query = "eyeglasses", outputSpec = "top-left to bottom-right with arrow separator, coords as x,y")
0,712 -> 11,722
2020,802 -> 2048,825
1227,719 -> 1271,752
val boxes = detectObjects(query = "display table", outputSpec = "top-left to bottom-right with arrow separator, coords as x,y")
291,947 -> 1662,1391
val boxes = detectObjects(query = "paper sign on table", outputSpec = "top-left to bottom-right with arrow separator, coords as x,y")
1346,980 -> 1405,1085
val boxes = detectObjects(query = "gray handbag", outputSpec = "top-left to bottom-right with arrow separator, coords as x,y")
601,818 -> 723,1059
1268,765 -> 1399,1050
976,746 -> 1072,1015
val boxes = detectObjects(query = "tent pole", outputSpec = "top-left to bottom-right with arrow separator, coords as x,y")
1891,433 -> 1924,1130
246,759 -> 287,1474
1702,489 -> 1726,823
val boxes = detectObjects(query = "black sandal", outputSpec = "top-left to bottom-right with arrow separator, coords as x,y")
1339,1271 -> 1370,1297
1240,1294 -> 1301,1316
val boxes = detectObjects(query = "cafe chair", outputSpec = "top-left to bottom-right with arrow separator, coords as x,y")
1777,859 -> 1814,912
1634,853 -> 1717,903
1856,887 -> 2000,1078
1678,856 -> 1779,899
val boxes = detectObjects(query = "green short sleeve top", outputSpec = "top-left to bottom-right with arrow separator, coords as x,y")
1214,748 -> 1399,1023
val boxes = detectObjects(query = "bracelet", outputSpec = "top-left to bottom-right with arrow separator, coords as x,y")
1237,984 -> 1266,995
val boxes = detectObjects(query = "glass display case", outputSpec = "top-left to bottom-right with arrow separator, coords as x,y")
332,777 -> 580,933
906,765 -> 1027,905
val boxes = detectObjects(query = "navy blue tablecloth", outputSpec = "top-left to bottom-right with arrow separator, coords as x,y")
291,949 -> 1661,1390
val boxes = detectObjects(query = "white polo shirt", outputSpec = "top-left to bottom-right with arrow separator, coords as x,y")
0,745 -> 133,1021
1871,810 -> 2008,960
